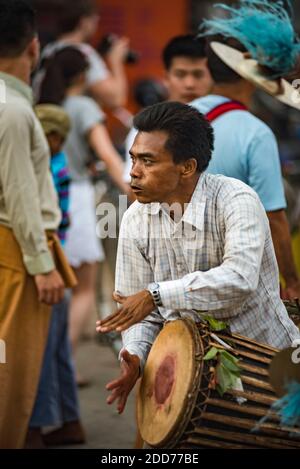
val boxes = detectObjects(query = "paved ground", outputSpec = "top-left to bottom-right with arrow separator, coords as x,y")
66,338 -> 137,449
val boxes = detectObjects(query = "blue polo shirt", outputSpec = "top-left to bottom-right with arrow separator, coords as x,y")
191,95 -> 286,211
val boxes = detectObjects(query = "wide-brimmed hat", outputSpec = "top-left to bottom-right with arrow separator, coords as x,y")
199,0 -> 300,110
210,41 -> 300,110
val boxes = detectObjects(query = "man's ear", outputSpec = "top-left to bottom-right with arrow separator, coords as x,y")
27,36 -> 40,72
181,158 -> 198,178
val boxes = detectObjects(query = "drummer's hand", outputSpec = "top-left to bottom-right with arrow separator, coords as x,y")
106,349 -> 140,414
96,290 -> 155,333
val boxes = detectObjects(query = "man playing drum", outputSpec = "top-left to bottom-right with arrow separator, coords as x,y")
96,101 -> 300,414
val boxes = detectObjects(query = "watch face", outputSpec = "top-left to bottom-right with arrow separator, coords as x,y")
149,282 -> 159,291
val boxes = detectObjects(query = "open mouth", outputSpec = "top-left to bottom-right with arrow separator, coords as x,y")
131,185 -> 143,192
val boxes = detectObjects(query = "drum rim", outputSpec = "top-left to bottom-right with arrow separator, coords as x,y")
138,318 -> 206,448
162,318 -> 205,448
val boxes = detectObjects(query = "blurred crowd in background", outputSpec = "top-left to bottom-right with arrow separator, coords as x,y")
37,0 -> 300,294
31,0 -> 300,234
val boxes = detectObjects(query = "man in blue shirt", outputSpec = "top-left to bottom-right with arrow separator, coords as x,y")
192,94 -> 286,213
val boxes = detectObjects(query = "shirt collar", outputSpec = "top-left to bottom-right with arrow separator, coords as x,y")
191,94 -> 231,115
142,174 -> 207,231
181,175 -> 206,231
0,72 -> 33,104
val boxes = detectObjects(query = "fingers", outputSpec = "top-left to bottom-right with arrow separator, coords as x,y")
106,387 -> 120,405
106,313 -> 140,332
106,376 -> 125,391
100,312 -> 133,333
106,387 -> 128,414
115,317 -> 137,332
37,287 -> 49,304
117,392 -> 128,414
52,287 -> 64,305
35,270 -> 65,305
39,287 -> 62,305
96,307 -> 133,332
96,308 -> 123,331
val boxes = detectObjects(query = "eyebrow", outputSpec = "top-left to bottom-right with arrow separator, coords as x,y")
173,67 -> 205,72
129,150 -> 157,159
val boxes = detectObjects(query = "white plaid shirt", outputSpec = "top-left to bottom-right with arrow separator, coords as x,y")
116,174 -> 300,370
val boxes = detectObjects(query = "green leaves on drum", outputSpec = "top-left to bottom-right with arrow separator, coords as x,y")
202,315 -> 228,331
204,347 -> 241,396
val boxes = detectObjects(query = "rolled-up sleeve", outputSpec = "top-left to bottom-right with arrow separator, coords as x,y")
0,104 -> 55,275
159,192 -> 266,315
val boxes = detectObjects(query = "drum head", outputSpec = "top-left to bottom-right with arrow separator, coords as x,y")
137,319 -> 201,447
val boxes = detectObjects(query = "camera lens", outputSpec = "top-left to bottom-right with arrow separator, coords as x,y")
125,50 -> 139,64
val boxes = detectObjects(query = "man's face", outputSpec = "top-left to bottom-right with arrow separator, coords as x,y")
165,56 -> 213,103
130,130 -> 184,204
47,132 -> 65,157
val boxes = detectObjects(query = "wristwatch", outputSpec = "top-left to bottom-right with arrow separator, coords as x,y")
147,282 -> 163,307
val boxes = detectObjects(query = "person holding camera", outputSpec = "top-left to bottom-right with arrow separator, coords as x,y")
34,0 -> 129,110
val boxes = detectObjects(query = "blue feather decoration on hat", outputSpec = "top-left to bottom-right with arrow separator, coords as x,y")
199,0 -> 300,78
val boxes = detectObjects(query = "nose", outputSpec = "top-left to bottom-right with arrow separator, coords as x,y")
130,159 -> 143,179
184,75 -> 196,89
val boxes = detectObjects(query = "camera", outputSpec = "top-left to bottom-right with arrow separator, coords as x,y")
97,34 -> 139,65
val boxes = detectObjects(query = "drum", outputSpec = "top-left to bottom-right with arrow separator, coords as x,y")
137,319 -> 300,449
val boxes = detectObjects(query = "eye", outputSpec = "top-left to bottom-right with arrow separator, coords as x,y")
174,71 -> 186,79
193,70 -> 205,79
143,158 -> 153,166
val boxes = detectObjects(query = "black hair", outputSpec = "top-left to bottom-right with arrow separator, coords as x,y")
39,46 -> 89,105
57,0 -> 96,35
205,35 -> 247,84
162,35 -> 207,70
0,0 -> 36,58
133,79 -> 168,108
133,101 -> 214,173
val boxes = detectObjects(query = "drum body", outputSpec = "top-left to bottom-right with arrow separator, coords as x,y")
137,319 -> 300,449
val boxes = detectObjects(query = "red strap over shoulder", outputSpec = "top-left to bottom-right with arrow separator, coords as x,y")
205,100 -> 248,123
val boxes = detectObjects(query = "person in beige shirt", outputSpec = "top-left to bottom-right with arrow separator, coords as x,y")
0,72 -> 61,274
0,0 -> 76,449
